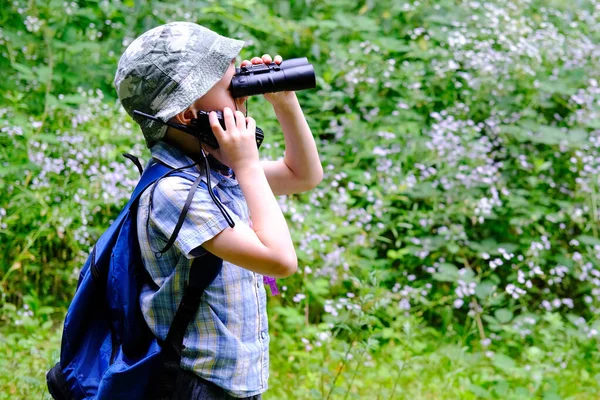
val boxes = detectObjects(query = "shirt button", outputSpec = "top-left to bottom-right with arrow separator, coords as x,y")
261,331 -> 267,340
256,278 -> 261,288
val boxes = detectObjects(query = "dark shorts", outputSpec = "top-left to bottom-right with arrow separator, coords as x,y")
173,368 -> 263,400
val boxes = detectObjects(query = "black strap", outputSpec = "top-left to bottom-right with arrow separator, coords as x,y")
150,252 -> 223,400
145,159 -> 202,258
122,153 -> 144,176
157,173 -> 203,255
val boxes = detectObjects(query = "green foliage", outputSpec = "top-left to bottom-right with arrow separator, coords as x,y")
1,0 -> 600,398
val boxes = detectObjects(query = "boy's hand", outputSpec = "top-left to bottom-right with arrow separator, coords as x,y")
237,54 -> 297,108
205,107 -> 259,172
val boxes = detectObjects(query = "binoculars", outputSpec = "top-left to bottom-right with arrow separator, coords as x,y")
229,57 -> 316,98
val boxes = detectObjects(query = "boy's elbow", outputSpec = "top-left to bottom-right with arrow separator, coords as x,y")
303,170 -> 324,191
273,255 -> 298,278
285,258 -> 299,277
310,168 -> 324,188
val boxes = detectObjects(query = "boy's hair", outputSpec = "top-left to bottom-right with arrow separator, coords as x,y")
113,21 -> 244,148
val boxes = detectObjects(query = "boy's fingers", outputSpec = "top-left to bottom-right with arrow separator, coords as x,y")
261,54 -> 272,64
245,55 -> 281,66
246,117 -> 256,135
222,107 -> 236,133
208,111 -> 224,136
234,110 -> 246,131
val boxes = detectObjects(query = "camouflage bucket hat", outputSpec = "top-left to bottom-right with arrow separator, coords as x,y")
114,21 -> 244,148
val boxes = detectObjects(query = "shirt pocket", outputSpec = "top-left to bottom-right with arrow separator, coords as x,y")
215,186 -> 234,206
215,186 -> 248,223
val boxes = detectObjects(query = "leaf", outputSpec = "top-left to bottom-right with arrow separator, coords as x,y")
585,118 -> 600,129
515,387 -> 531,396
526,346 -> 543,360
475,281 -> 496,300
494,308 -> 513,324
499,124 -> 528,142
533,126 -> 565,145
447,243 -> 460,254
433,263 -> 459,282
482,315 -> 502,332
577,235 -> 600,246
377,38 -> 411,53
35,133 -> 62,144
37,306 -> 55,316
533,159 -> 553,172
537,79 -> 577,95
468,384 -> 492,399
12,63 -> 36,81
387,248 -> 410,260
59,94 -> 86,105
543,392 -> 562,400
492,353 -> 516,372
37,66 -> 52,83
493,380 -> 509,396
501,122 -> 586,147
566,128 -> 588,145
305,278 -> 330,297
407,182 -> 438,199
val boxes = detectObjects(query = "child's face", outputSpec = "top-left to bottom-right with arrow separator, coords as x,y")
167,58 -> 246,171
192,58 -> 243,113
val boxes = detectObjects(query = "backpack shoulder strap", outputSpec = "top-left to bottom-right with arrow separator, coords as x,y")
153,173 -> 211,256
144,161 -> 225,398
149,164 -> 224,257
152,253 -> 223,398
131,162 -> 174,205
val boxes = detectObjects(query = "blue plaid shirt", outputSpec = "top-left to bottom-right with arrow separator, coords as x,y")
136,141 -> 269,398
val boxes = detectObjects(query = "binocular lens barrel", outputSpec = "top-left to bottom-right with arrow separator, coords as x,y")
230,57 -> 316,98
277,57 -> 310,69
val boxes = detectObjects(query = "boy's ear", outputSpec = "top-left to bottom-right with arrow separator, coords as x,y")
172,106 -> 198,125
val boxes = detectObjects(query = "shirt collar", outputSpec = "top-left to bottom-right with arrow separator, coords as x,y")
150,141 -> 223,189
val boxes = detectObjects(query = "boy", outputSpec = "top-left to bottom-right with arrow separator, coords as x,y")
113,22 -> 323,399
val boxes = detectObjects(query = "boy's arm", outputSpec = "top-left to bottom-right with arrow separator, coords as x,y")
260,93 -> 324,196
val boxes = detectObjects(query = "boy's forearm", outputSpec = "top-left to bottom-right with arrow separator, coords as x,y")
234,163 -> 297,268
273,94 -> 323,185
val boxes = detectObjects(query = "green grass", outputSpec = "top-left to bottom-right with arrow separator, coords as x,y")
1,311 -> 599,400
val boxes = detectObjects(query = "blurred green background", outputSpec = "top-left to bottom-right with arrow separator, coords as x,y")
1,0 -> 600,398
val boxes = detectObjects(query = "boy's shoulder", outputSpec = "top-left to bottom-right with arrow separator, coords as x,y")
139,167 -> 240,225
140,173 -> 211,213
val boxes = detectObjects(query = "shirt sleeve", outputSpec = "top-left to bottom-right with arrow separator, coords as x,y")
148,175 -> 244,259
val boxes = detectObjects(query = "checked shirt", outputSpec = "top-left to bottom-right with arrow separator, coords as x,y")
136,141 -> 269,398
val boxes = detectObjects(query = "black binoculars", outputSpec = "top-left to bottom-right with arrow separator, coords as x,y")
229,57 -> 316,98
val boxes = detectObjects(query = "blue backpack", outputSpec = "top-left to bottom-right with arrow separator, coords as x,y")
46,157 -> 224,400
